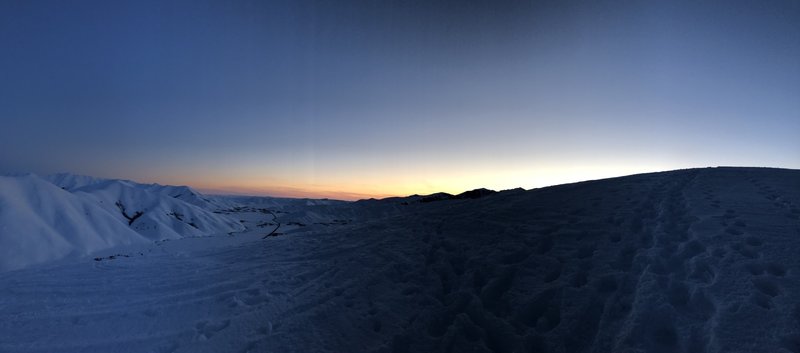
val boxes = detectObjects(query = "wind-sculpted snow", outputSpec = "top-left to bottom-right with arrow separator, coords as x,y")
0,174 -> 245,271
1,167 -> 799,353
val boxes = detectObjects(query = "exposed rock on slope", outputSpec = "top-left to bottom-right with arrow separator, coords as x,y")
72,179 -> 244,240
0,174 -> 148,271
1,167 -> 799,353
0,173 -> 245,271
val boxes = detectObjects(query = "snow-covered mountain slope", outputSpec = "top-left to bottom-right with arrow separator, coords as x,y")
0,174 -> 148,271
72,179 -> 245,239
44,172 -> 114,191
220,195 -> 349,209
46,172 -> 230,210
0,173 -> 245,271
143,183 -> 232,210
1,167 -> 799,353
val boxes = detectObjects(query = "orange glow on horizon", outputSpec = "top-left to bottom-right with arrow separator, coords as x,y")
164,163 -> 679,201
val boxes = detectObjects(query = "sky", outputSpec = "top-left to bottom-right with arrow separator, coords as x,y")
1,0 -> 798,200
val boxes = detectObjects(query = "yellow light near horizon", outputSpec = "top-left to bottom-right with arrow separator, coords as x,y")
182,163 -> 677,200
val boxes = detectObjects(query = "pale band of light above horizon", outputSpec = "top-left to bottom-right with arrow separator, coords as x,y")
1,0 -> 798,199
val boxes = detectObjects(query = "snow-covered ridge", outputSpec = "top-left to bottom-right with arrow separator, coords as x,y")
0,173 -> 245,271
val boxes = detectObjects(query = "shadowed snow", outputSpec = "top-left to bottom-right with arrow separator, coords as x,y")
1,167 -> 799,352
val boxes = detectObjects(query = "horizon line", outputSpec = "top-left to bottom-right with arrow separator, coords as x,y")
7,165 -> 796,202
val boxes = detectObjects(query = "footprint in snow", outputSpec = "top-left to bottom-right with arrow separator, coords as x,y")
194,319 -> 231,341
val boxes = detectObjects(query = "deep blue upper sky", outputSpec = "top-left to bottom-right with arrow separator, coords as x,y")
1,0 -> 798,198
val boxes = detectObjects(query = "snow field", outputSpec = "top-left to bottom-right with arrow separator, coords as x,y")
1,167 -> 799,352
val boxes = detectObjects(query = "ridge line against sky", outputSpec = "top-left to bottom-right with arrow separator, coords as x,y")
167,165 -> 780,200
41,165 -> 786,201
1,0 -> 798,199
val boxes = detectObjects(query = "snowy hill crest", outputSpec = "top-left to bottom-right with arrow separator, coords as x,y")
0,173 -> 245,271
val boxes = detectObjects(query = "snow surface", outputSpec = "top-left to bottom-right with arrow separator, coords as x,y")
1,167 -> 799,352
0,174 -> 148,271
0,173 -> 245,271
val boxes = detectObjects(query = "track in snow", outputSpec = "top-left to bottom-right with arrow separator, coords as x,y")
1,167 -> 799,353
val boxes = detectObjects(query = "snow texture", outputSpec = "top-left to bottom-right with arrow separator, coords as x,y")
1,167 -> 799,353
0,173 -> 245,271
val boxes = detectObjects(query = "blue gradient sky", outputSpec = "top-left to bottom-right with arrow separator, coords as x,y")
1,0 -> 798,199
